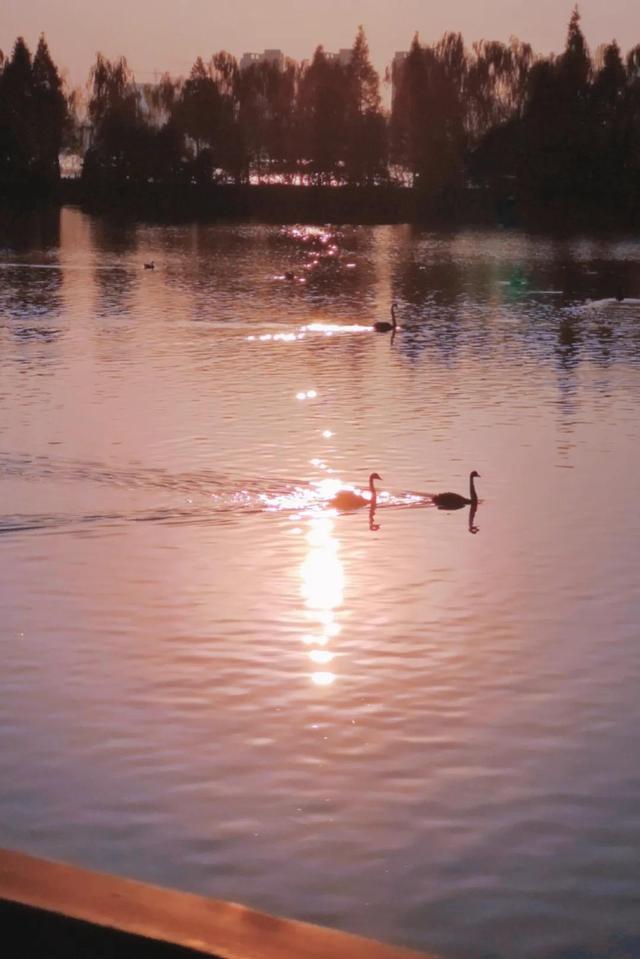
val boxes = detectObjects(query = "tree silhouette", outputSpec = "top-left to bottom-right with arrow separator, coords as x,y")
32,35 -> 68,185
344,27 -> 386,184
0,35 -> 68,195
391,32 -> 468,204
209,52 -> 244,183
0,37 -> 35,186
512,7 -> 593,210
297,47 -> 348,184
173,58 -> 224,181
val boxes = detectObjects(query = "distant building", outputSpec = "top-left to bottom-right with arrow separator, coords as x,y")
240,52 -> 261,70
240,49 -> 284,71
239,46 -> 351,71
324,49 -> 352,67
263,49 -> 284,68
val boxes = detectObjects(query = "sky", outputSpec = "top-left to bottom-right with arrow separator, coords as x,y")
2,0 -> 639,88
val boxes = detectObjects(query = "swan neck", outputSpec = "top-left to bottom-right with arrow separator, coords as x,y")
369,476 -> 378,501
470,473 -> 478,504
391,305 -> 397,329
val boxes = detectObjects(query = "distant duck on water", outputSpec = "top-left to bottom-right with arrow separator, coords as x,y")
144,260 -> 155,270
433,471 -> 480,510
329,472 -> 382,510
373,303 -> 398,333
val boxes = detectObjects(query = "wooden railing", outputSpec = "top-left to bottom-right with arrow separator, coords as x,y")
0,848 -> 435,959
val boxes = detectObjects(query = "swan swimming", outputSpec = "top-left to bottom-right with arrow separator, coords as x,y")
433,471 -> 480,510
329,472 -> 382,510
373,303 -> 398,333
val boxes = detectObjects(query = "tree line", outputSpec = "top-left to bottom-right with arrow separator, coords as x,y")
80,26 -> 386,190
2,8 -> 640,221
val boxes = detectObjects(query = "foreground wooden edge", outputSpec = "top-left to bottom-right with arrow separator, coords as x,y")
0,848 -> 436,959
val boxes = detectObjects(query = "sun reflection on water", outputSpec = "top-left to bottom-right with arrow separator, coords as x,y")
300,322 -> 370,334
299,513 -> 343,687
247,322 -> 372,344
311,671 -> 335,687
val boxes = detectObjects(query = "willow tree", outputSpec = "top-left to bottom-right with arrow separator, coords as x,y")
209,52 -> 244,183
465,39 -> 535,197
88,55 -> 140,152
172,57 -> 224,181
84,54 -> 151,184
260,58 -> 299,180
234,58 -> 299,182
466,39 -> 534,141
391,32 -> 468,199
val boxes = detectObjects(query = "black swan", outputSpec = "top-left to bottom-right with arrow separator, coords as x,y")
433,471 -> 480,510
144,260 -> 155,270
330,472 -> 382,510
373,303 -> 397,333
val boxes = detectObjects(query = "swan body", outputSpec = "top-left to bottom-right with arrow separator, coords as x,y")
433,491 -> 469,510
330,472 -> 382,510
144,260 -> 155,270
373,303 -> 398,333
433,471 -> 480,510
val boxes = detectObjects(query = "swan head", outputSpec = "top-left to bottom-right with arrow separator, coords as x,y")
471,470 -> 480,479
369,472 -> 382,483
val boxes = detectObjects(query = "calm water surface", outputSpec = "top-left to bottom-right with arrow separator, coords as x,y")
1,210 -> 640,959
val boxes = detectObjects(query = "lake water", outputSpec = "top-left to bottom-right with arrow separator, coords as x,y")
1,209 -> 640,959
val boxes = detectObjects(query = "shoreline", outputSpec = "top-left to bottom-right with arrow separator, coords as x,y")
0,180 -> 637,233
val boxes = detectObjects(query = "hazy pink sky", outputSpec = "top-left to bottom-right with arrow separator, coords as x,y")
3,0 -> 639,86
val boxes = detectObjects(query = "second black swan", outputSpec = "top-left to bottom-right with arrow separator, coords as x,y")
433,471 -> 480,510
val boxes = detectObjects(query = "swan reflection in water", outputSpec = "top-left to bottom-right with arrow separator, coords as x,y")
468,502 -> 479,535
